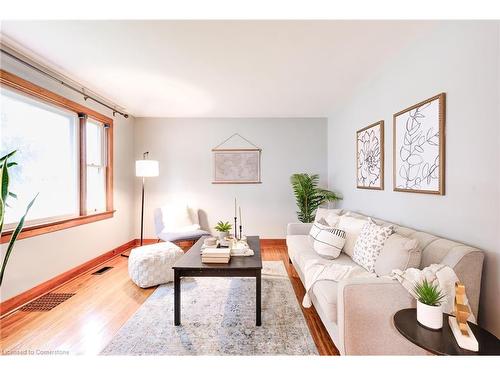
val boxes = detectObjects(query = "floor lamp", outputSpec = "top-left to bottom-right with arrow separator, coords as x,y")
135,152 -> 159,247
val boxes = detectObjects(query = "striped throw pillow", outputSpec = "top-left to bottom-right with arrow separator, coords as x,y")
309,221 -> 346,259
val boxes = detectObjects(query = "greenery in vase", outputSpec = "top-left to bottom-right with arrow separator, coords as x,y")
0,150 -> 38,286
413,279 -> 446,306
214,221 -> 232,232
290,173 -> 341,223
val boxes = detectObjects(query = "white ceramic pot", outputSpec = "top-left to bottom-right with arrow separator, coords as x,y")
416,300 -> 443,330
217,231 -> 229,241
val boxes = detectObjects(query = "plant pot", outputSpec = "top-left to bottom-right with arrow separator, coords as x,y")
416,300 -> 443,330
217,231 -> 229,241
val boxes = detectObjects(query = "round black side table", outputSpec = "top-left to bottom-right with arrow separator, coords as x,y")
394,308 -> 500,355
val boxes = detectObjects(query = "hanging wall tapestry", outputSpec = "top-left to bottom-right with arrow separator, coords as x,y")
356,120 -> 384,190
393,93 -> 445,195
212,133 -> 261,184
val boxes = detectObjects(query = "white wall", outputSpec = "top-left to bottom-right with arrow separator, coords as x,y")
0,55 -> 136,301
133,118 -> 328,239
327,21 -> 500,335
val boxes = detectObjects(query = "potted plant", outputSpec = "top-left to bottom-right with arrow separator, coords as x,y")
290,173 -> 341,223
0,150 -> 37,286
413,279 -> 446,330
214,221 -> 232,241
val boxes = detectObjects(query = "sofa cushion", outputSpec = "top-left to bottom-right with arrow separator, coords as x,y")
374,233 -> 421,276
307,254 -> 371,324
286,235 -> 313,264
287,234 -> 373,324
337,215 -> 368,257
311,280 -> 339,322
296,243 -> 323,272
309,221 -> 346,259
288,235 -> 358,275
352,219 -> 393,272
159,229 -> 210,242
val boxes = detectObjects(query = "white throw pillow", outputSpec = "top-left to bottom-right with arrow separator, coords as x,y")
337,215 -> 368,257
352,219 -> 394,273
325,211 -> 342,227
314,208 -> 343,223
160,204 -> 200,232
188,206 -> 200,226
309,221 -> 346,259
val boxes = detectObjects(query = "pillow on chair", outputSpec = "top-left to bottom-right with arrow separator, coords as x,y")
160,204 -> 201,233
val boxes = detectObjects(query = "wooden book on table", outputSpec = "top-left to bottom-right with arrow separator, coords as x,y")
201,256 -> 230,264
201,248 -> 231,258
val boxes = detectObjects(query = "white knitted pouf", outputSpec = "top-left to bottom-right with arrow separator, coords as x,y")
128,242 -> 184,288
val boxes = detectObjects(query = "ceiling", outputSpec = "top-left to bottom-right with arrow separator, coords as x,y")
0,21 -> 437,117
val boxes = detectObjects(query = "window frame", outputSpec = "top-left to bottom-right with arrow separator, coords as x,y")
83,117 -> 108,215
0,69 -> 115,244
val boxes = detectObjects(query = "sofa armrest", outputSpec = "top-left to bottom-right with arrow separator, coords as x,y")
337,277 -> 427,355
287,222 -> 313,236
441,249 -> 484,319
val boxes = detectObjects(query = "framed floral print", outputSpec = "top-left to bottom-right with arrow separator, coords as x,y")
393,93 -> 445,195
356,120 -> 384,190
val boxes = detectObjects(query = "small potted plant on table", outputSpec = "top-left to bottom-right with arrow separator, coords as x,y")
414,279 -> 446,330
214,221 -> 232,241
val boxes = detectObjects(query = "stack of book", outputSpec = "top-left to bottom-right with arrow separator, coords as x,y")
201,247 -> 231,264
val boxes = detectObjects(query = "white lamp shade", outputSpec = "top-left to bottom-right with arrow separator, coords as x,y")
136,159 -> 159,177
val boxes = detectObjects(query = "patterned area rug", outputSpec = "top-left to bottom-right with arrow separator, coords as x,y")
101,261 -> 318,355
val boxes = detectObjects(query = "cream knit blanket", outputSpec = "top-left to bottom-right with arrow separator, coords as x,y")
302,258 -> 375,308
391,264 -> 476,323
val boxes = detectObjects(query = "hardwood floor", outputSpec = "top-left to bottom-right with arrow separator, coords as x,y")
0,242 -> 339,355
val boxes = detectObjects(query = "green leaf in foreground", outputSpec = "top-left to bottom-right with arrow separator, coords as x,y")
0,193 -> 38,286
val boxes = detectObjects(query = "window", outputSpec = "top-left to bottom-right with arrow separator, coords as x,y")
1,88 -> 79,226
0,70 -> 114,242
86,118 -> 107,214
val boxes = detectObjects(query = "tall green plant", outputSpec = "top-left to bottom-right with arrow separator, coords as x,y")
0,150 -> 37,286
290,173 -> 341,223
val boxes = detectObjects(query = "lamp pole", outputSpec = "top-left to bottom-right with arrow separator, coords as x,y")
123,152 -> 158,258
140,176 -> 145,246
139,151 -> 149,247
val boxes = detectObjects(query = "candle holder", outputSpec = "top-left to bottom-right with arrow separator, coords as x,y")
234,216 -> 238,239
239,225 -> 242,240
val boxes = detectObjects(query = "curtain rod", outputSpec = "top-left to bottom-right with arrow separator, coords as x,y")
0,48 -> 129,119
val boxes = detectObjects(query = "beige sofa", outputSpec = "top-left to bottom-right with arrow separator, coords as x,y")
286,209 -> 484,355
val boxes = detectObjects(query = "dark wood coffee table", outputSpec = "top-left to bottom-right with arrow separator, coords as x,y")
394,308 -> 500,355
172,235 -> 263,326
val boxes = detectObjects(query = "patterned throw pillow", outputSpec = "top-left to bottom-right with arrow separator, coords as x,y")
309,221 -> 346,259
352,219 -> 394,272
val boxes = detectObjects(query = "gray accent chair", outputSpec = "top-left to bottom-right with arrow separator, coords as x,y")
154,207 -> 210,243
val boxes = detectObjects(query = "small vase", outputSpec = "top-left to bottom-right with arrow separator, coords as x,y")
416,300 -> 443,330
217,231 -> 229,241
